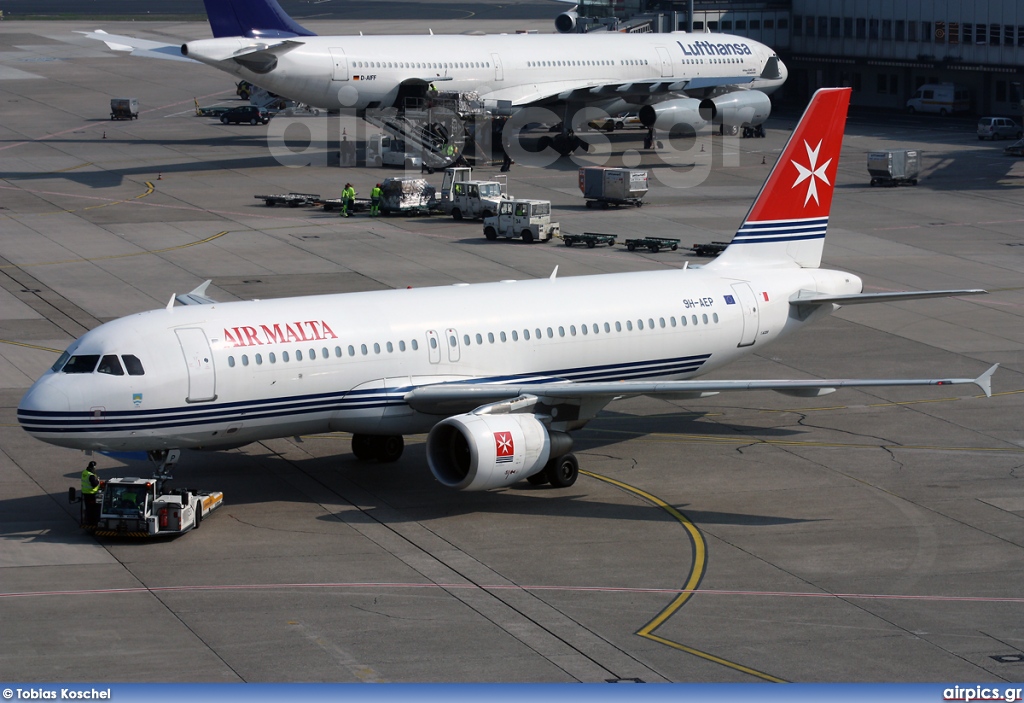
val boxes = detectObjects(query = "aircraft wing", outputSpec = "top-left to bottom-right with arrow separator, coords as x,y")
404,364 -> 998,416
480,74 -> 754,108
77,30 -> 195,62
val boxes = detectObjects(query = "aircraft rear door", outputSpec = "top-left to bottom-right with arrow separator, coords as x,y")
491,53 -> 504,81
329,47 -> 349,81
175,328 -> 217,402
730,283 -> 760,347
656,46 -> 674,78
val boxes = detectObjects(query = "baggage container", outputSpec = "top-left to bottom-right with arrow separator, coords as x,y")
868,149 -> 919,186
579,167 -> 648,207
110,97 -> 139,120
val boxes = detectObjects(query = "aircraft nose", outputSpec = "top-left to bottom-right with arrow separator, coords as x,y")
777,57 -> 789,83
18,380 -> 70,430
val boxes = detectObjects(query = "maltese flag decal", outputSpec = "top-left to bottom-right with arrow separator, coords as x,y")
494,432 -> 515,464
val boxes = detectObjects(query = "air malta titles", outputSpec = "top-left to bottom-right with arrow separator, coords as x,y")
677,39 -> 753,57
222,320 -> 338,348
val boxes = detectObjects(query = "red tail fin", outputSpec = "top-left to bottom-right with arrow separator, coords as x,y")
709,87 -> 851,270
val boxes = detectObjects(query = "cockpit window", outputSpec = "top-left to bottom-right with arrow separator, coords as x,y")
122,355 -> 145,376
62,355 -> 100,374
97,355 -> 124,376
51,351 -> 70,373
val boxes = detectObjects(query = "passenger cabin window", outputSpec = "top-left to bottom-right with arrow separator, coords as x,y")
97,355 -> 124,376
63,355 -> 100,374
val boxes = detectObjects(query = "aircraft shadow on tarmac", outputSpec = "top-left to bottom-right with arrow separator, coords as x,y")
1,138 -> 284,188
0,412 -> 815,542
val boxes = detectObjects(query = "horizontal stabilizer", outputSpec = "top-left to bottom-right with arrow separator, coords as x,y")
78,30 -> 195,62
791,289 -> 987,306
232,40 -> 304,60
175,280 -> 217,306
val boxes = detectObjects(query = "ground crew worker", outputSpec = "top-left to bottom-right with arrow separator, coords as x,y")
341,182 -> 356,217
370,183 -> 382,216
81,461 -> 100,526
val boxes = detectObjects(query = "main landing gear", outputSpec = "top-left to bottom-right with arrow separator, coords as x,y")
351,433 -> 405,463
538,132 -> 588,157
525,453 -> 579,488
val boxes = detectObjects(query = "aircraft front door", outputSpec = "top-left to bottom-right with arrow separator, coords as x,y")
730,283 -> 760,347
175,328 -> 217,402
656,46 -> 674,78
329,47 -> 349,81
491,53 -> 504,81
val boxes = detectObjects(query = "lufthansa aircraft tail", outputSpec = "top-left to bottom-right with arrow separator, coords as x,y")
202,0 -> 316,38
707,87 -> 851,271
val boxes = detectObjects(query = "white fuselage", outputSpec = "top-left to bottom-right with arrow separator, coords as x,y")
18,265 -> 859,452
183,32 -> 786,111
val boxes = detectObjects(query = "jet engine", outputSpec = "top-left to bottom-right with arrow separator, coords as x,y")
555,10 -> 578,33
698,90 -> 772,127
426,413 -> 573,491
638,98 -> 705,133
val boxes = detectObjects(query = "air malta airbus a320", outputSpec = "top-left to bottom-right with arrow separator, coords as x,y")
82,0 -> 787,153
18,89 -> 995,490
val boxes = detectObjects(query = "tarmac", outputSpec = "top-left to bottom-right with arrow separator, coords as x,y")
1,17 -> 1023,684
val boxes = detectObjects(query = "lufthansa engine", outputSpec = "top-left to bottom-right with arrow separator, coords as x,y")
638,98 -> 705,133
698,90 -> 771,127
426,413 -> 572,491
555,10 -> 578,33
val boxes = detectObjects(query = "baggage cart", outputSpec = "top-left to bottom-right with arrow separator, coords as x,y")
318,197 -> 370,213
562,232 -> 617,248
691,241 -> 729,257
868,149 -> 919,186
254,192 -> 321,207
579,167 -> 648,208
625,236 -> 678,252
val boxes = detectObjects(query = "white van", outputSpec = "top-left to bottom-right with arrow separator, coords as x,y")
906,83 -> 970,115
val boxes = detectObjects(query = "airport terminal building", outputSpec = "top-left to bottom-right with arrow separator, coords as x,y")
583,1 -> 1024,115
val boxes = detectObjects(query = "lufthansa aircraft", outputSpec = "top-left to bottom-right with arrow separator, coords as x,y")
18,88 -> 995,490
82,0 -> 788,152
